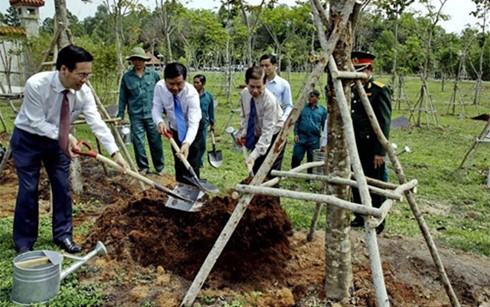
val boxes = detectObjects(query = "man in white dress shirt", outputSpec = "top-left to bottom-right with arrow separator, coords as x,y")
152,63 -> 203,184
238,66 -> 285,178
10,44 -> 129,254
259,54 -> 293,121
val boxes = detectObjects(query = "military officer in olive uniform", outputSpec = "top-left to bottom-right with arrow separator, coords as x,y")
350,51 -> 392,234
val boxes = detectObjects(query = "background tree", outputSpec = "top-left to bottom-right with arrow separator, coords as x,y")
410,0 -> 449,127
470,0 -> 490,105
259,3 -> 314,72
154,0 -> 185,63
373,0 -> 415,95
102,0 -> 143,76
226,0 -> 268,66
140,15 -> 163,57
0,6 -> 21,27
178,9 -> 227,69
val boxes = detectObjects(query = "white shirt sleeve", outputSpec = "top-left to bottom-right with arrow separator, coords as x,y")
238,88 -> 250,139
183,85 -> 202,145
78,87 -> 119,155
18,80 -> 60,139
281,80 -> 293,120
152,81 -> 166,127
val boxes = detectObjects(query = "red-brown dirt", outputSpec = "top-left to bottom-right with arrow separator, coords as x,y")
84,191 -> 292,282
1,141 -> 489,306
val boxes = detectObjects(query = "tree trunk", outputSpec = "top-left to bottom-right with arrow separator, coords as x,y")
324,0 -> 354,301
54,0 -> 69,47
391,13 -> 399,94
474,13 -> 485,105
114,11 -> 125,77
241,4 -> 253,67
54,0 -> 83,194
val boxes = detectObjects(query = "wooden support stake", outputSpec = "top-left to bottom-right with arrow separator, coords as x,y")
0,111 -> 8,132
85,81 -> 144,191
332,70 -> 368,80
353,66 -> 461,307
271,170 -> 405,200
234,184 -> 382,217
0,143 -> 11,174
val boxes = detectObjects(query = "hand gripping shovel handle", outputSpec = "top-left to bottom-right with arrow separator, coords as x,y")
73,141 -> 193,203
162,130 -> 197,177
163,130 -> 219,193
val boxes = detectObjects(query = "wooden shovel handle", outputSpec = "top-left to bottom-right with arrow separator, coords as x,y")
163,130 -> 193,171
74,141 -> 167,193
242,146 -> 254,177
210,130 -> 216,146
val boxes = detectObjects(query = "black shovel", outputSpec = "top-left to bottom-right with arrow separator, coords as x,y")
208,131 -> 223,168
163,130 -> 219,193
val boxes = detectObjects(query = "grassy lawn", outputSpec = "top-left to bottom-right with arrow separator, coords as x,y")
0,71 -> 489,305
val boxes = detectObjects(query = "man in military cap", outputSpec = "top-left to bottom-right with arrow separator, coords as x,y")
118,47 -> 164,175
350,51 -> 392,234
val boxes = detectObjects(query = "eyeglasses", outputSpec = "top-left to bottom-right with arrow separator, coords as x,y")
75,72 -> 92,80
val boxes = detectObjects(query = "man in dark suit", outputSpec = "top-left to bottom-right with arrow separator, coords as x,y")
350,51 -> 392,234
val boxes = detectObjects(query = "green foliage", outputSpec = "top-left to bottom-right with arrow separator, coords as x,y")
0,7 -> 21,27
24,0 -> 490,82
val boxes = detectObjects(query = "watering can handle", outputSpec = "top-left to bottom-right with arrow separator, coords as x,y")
72,140 -> 98,158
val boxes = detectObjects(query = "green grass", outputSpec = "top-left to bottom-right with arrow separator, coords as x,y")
1,72 -> 490,305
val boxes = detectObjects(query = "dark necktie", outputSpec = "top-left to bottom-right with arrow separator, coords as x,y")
246,98 -> 256,150
173,94 -> 187,142
59,89 -> 71,157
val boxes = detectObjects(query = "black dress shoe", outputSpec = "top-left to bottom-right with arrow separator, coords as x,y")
16,247 -> 33,255
55,238 -> 82,254
350,216 -> 365,228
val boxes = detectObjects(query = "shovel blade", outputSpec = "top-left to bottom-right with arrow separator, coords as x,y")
208,150 -> 223,168
184,175 -> 220,193
165,183 -> 205,212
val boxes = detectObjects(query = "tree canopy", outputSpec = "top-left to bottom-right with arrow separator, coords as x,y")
28,0 -> 489,80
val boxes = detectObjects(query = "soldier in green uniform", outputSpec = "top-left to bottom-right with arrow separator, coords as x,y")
118,47 -> 164,175
350,51 -> 392,234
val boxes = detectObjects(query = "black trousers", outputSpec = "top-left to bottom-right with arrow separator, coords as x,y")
352,138 -> 386,217
171,121 -> 204,185
252,133 -> 286,179
10,127 -> 73,250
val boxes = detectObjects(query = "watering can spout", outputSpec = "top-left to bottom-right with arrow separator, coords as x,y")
60,241 -> 107,280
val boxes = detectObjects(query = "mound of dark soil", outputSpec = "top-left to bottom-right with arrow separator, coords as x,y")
84,190 -> 292,281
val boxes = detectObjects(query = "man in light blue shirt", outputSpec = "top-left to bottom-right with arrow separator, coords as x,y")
260,54 -> 293,121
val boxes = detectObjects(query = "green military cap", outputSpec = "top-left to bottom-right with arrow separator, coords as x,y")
126,47 -> 151,61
